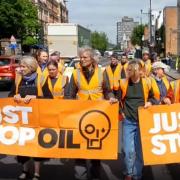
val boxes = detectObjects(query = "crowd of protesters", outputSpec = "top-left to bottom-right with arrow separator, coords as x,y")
7,47 -> 180,180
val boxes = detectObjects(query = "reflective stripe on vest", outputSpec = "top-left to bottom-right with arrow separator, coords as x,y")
47,75 -> 66,99
151,76 -> 170,101
120,78 -> 151,102
106,64 -> 121,90
74,67 -> 103,100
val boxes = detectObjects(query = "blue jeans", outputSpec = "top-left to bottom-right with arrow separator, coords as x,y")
122,118 -> 143,179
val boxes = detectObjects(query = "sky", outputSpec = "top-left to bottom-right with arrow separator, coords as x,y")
67,0 -> 177,44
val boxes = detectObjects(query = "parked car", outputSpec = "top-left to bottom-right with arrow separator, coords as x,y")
127,52 -> 135,59
0,55 -> 21,87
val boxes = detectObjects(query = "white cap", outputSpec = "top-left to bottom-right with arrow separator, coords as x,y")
142,50 -> 149,54
152,61 -> 168,70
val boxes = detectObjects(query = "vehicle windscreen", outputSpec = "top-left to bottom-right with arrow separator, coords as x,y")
0,59 -> 10,66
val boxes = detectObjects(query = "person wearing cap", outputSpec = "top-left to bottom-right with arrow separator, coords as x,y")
141,50 -> 152,77
50,51 -> 65,74
8,56 -> 46,180
105,53 -> 122,97
150,61 -> 173,105
170,79 -> 180,103
120,54 -> 128,78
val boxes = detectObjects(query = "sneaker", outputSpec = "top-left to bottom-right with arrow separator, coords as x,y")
32,173 -> 40,180
18,171 -> 28,179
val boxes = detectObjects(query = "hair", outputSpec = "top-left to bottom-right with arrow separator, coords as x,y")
21,56 -> 38,73
79,47 -> 97,65
34,49 -> 48,61
128,60 -> 143,75
111,53 -> 118,59
47,60 -> 58,69
50,51 -> 60,57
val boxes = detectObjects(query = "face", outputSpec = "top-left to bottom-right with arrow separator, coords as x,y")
154,68 -> 164,78
80,51 -> 93,67
121,56 -> 127,64
50,55 -> 59,63
111,57 -> 118,65
126,64 -> 142,79
39,51 -> 48,64
143,53 -> 149,61
48,64 -> 58,78
19,63 -> 31,76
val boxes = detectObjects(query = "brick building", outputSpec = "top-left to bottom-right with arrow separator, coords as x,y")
31,0 -> 68,44
164,6 -> 178,55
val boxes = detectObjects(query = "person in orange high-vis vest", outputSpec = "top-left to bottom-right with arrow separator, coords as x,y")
8,56 -> 45,180
120,54 -> 128,78
41,61 -> 68,99
171,79 -> 180,103
49,51 -> 65,74
65,47 -> 117,180
35,50 -> 49,96
141,50 -> 152,77
119,60 -> 156,180
105,53 -> 122,91
151,61 -> 173,105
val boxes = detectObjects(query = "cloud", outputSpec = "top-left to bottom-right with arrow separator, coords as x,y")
67,0 -> 176,44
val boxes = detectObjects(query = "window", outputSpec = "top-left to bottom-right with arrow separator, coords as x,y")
0,59 -> 10,66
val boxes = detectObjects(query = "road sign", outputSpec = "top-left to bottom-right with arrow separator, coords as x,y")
10,35 -> 16,45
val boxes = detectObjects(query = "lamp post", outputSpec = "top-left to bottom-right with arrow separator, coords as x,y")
149,0 -> 152,46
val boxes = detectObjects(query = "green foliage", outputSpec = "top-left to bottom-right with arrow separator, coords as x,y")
0,0 -> 40,45
91,31 -> 108,52
131,24 -> 145,46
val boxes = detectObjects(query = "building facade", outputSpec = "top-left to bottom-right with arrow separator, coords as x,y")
117,16 -> 139,50
164,6 -> 178,55
31,0 -> 68,44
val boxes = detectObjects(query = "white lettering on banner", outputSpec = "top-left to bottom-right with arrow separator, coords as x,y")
149,112 -> 180,134
0,105 -> 32,124
0,125 -> 35,145
149,112 -> 180,155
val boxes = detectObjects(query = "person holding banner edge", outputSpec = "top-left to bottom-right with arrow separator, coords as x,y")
119,60 -> 157,180
65,47 -> 117,180
8,56 -> 46,180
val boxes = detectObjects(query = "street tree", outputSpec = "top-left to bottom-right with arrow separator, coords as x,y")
0,0 -> 40,45
131,24 -> 145,46
91,31 -> 108,52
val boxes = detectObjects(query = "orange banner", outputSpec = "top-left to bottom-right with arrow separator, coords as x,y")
0,98 -> 118,159
139,103 -> 180,165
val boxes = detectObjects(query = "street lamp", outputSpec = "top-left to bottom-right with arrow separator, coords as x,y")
149,0 -> 152,46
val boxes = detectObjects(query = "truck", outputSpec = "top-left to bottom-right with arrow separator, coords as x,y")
47,23 -> 91,60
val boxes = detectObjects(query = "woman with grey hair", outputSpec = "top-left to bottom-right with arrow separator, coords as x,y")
8,56 -> 44,180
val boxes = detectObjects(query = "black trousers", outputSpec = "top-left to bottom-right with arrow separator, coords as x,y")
75,159 -> 101,179
17,156 -> 47,164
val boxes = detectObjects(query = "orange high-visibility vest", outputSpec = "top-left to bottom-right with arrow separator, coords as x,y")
121,62 -> 128,78
73,67 -> 103,100
171,80 -> 180,103
150,76 -> 170,101
106,64 -> 121,90
119,78 -> 151,103
141,59 -> 152,77
36,66 -> 49,96
46,74 -> 67,99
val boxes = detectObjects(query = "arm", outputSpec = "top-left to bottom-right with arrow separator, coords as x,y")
102,70 -> 115,100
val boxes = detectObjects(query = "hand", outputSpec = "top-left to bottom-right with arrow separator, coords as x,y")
24,95 -> 36,104
109,97 -> 118,104
163,97 -> 171,105
144,101 -> 152,109
14,94 -> 21,103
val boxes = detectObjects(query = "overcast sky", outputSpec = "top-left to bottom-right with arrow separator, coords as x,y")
67,0 -> 177,44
